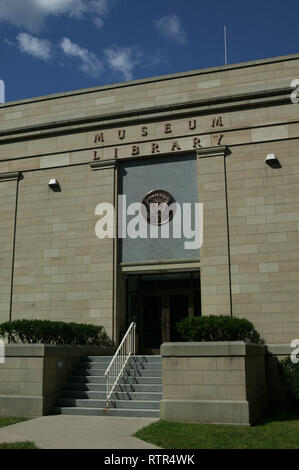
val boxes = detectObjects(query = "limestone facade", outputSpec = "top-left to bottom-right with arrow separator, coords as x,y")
0,53 -> 299,344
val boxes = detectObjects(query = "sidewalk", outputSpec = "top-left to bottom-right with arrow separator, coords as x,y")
0,415 -> 160,449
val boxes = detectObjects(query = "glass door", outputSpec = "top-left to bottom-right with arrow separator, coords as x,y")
141,294 -> 163,354
126,272 -> 201,354
141,291 -> 191,353
168,294 -> 189,342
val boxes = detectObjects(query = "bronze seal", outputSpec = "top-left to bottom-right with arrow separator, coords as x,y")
142,189 -> 176,225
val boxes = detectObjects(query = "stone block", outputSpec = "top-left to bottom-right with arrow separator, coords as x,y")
0,345 -> 115,417
161,342 -> 268,425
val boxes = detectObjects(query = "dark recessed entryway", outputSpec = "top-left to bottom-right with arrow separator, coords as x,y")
126,272 -> 201,354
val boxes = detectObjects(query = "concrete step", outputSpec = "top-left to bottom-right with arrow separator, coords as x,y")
75,364 -> 162,373
123,369 -> 162,377
78,360 -> 110,366
69,374 -> 162,383
51,406 -> 160,418
112,392 -> 162,401
119,376 -> 162,384
80,356 -> 114,362
125,362 -> 162,370
55,398 -> 160,410
72,369 -> 107,376
79,355 -> 161,364
132,355 -> 162,361
116,383 -> 162,392
76,364 -> 108,371
64,382 -> 162,393
60,390 -> 162,401
110,391 -> 163,401
52,354 -> 162,418
61,390 -> 107,399
63,382 -> 107,391
106,408 -> 160,418
72,368 -> 162,377
76,363 -> 162,373
51,406 -> 107,416
55,398 -> 106,408
110,400 -> 160,410
68,375 -> 106,383
128,358 -> 162,367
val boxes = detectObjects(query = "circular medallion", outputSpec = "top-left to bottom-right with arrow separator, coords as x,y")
142,189 -> 176,226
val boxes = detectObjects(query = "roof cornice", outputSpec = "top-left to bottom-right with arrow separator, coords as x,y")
0,87 -> 292,145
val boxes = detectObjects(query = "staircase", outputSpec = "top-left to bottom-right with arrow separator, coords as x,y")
51,355 -> 162,418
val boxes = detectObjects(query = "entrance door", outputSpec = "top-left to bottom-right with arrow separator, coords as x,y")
126,272 -> 201,354
168,294 -> 189,342
141,291 -> 191,354
142,295 -> 163,354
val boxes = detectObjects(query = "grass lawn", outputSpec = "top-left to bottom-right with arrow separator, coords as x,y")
0,417 -> 29,428
0,442 -> 38,449
134,411 -> 299,449
0,417 -> 38,449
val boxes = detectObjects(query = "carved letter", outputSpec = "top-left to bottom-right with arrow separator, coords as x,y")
171,140 -> 181,152
213,134 -> 224,145
165,123 -> 172,134
193,137 -> 201,148
118,129 -> 126,140
141,126 -> 148,137
188,120 -> 197,130
114,148 -> 118,158
211,116 -> 223,127
152,143 -> 160,153
94,132 -> 104,143
131,145 -> 140,156
93,151 -> 100,161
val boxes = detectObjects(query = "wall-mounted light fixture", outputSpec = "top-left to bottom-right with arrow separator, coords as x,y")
48,179 -> 61,192
265,154 -> 281,169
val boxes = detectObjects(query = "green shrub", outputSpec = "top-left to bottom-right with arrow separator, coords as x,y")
279,357 -> 299,401
176,315 -> 263,343
0,319 -> 113,347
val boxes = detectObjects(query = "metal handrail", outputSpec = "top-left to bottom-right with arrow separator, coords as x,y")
104,322 -> 136,408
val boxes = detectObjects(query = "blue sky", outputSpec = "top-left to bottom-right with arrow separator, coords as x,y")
0,0 -> 298,102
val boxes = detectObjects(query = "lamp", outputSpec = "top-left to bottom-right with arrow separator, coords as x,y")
265,154 -> 281,169
48,179 -> 61,192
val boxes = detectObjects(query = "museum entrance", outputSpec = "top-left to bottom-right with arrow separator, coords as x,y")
126,272 -> 201,354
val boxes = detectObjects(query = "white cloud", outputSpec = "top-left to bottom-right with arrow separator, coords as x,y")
6,31 -> 145,82
61,40 -> 147,81
17,32 -> 52,61
0,0 -> 115,32
4,38 -> 15,48
94,16 -> 104,30
34,0 -> 79,15
155,14 -> 187,45
90,0 -> 110,28
104,46 -> 141,81
60,37 -> 103,77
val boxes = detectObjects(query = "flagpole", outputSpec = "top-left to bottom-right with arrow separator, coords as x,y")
224,25 -> 228,66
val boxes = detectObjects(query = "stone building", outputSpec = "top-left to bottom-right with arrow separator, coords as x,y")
0,52 -> 299,352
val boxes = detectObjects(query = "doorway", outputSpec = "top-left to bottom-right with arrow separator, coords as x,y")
126,272 -> 201,354
142,291 -> 191,354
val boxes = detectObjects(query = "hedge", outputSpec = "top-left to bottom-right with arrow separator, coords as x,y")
0,319 -> 113,346
176,315 -> 263,343
279,357 -> 299,401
